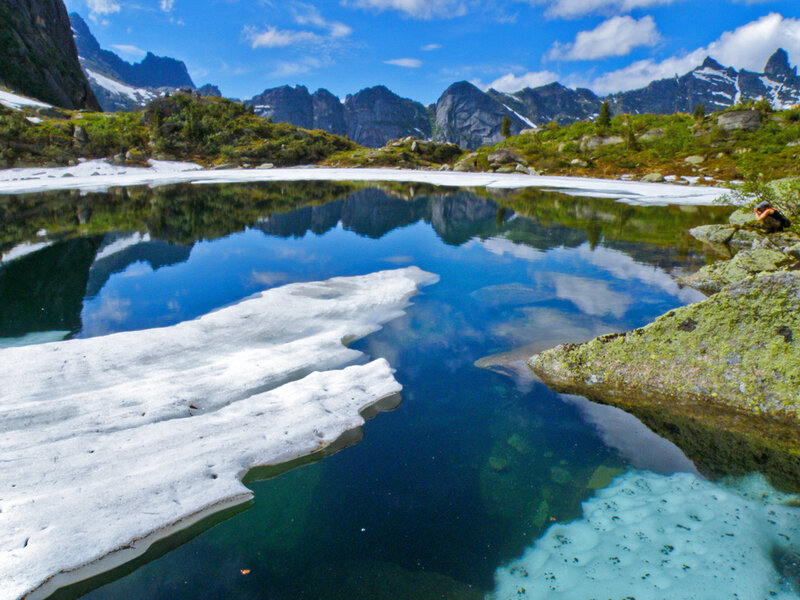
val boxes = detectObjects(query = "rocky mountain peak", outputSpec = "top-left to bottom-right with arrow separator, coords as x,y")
700,56 -> 724,71
765,48 -> 797,82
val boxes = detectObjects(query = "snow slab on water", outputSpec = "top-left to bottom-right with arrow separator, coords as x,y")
0,161 -> 728,205
0,267 -> 437,600
491,470 -> 800,600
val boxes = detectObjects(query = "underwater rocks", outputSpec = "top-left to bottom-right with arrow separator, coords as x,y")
490,471 -> 800,600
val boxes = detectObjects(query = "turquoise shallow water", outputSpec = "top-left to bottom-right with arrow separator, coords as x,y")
1,183 -> 795,599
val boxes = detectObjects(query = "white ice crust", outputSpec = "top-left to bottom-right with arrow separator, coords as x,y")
0,161 -> 728,205
0,267 -> 437,600
0,90 -> 51,111
491,471 -> 800,600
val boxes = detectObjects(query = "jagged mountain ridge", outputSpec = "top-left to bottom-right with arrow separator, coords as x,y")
245,49 -> 800,149
0,0 -> 99,110
69,12 -> 221,112
59,12 -> 800,149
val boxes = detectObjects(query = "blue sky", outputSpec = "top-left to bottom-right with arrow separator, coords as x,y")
63,0 -> 800,104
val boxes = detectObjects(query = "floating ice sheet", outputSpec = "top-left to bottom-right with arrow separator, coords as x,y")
0,267 -> 437,600
0,161 -> 728,205
490,470 -> 800,600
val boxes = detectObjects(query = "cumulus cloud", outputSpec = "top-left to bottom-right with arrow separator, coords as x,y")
547,15 -> 661,60
484,70 -> 558,92
384,58 -> 423,68
244,25 -> 319,49
349,0 -> 468,19
588,12 -> 800,93
532,0 -> 680,19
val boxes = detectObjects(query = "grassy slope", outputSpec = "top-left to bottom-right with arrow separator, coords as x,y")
0,92 -> 357,168
4,92 -> 800,186
471,108 -> 800,183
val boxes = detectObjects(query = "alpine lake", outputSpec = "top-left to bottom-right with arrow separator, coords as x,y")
2,179 -> 798,599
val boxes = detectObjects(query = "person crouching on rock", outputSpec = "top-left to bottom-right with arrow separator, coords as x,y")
754,201 -> 792,232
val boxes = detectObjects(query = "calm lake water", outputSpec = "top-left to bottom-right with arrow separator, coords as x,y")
2,181 -> 794,599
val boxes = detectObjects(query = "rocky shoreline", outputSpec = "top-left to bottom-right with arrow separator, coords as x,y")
528,205 -> 800,490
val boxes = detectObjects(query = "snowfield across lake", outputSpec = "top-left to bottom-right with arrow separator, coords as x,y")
0,267 -> 437,600
0,161 -> 728,206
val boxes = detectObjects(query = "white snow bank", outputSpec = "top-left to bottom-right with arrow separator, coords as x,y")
0,267 -> 437,600
86,69 -> 156,103
0,163 -> 728,206
490,470 -> 800,600
0,241 -> 54,265
0,90 -> 51,110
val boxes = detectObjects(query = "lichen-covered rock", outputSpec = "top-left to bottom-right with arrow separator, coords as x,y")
529,271 -> 800,422
717,110 -> 762,132
728,208 -> 758,228
488,147 -> 526,166
641,173 -> 664,183
682,248 -> 793,294
688,224 -> 735,245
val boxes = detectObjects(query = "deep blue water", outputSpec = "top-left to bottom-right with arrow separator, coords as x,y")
0,184 -> 736,599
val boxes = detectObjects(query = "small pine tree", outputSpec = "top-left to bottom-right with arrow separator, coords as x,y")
597,102 -> 611,128
693,104 -> 705,121
501,115 -> 511,138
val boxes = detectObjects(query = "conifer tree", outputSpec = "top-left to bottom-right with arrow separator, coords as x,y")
597,102 -> 611,128
501,115 -> 511,138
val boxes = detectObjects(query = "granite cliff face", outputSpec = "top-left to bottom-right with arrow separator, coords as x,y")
247,85 -> 314,129
0,0 -> 99,110
344,85 -> 431,147
434,81 -> 528,149
312,88 -> 347,135
488,83 -> 600,126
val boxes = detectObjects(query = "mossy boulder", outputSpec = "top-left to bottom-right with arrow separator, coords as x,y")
529,271 -> 800,421
683,248 -> 794,294
688,224 -> 735,245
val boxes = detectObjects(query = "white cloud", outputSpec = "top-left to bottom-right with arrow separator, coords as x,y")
484,70 -> 558,92
547,15 -> 661,61
86,0 -> 120,21
160,0 -> 175,12
588,12 -> 800,93
350,0 -> 467,19
244,25 -> 319,49
384,58 -> 423,68
533,0 -> 679,19
293,4 -> 353,38
270,56 -> 328,77
110,44 -> 147,58
421,43 -> 442,51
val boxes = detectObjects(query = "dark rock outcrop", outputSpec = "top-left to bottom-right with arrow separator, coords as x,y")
247,85 -> 314,129
312,88 -> 347,136
434,81 -> 526,149
344,85 -> 432,147
488,83 -> 600,125
197,84 -> 222,98
0,0 -> 99,109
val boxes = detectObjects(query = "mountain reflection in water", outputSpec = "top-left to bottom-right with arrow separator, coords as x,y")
4,182 -> 782,600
